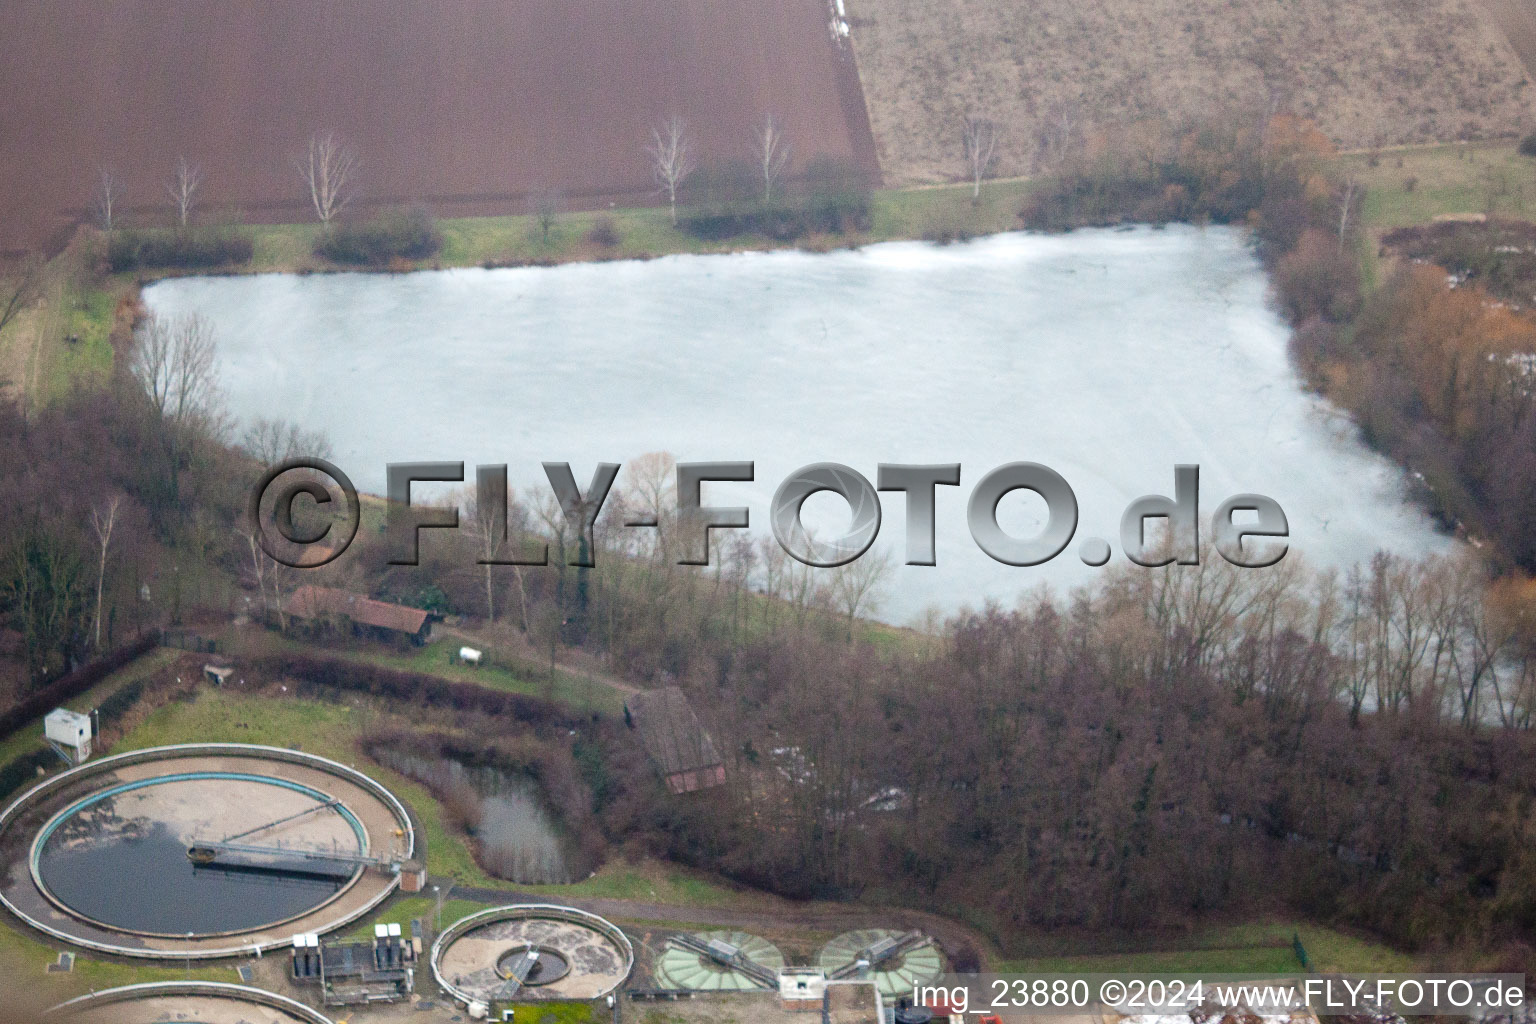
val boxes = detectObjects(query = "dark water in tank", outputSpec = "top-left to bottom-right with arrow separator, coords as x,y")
36,818 -> 350,935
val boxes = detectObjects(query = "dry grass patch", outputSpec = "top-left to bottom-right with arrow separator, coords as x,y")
848,0 -> 1536,184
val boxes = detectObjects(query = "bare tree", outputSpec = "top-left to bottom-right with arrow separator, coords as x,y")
240,527 -> 289,629
132,312 -> 220,429
1337,175 -> 1361,246
0,255 -> 41,337
461,483 -> 535,631
646,114 -> 698,225
962,115 -> 1000,202
828,547 -> 893,639
527,187 -> 564,245
297,131 -> 358,224
754,114 -> 792,203
89,496 -> 121,649
131,312 -> 222,508
241,416 -> 333,464
165,156 -> 204,228
1042,100 -> 1080,169
93,168 -> 121,232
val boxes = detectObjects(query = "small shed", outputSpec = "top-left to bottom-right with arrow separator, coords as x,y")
399,859 -> 427,892
44,708 -> 92,764
625,687 -> 726,794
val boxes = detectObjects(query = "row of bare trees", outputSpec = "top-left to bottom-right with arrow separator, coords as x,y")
645,113 -> 794,224
658,107 -> 996,204
93,158 -> 204,231
93,114 -> 792,235
90,131 -> 357,232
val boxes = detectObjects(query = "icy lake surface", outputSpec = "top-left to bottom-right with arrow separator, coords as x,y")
143,226 -> 1454,622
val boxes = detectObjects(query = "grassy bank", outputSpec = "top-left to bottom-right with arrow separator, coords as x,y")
237,177 -> 1037,273
231,626 -> 628,717
7,138 -> 1523,410
0,646 -> 179,768
1339,140 -> 1534,230
0,177 -> 1035,408
996,921 -> 1416,975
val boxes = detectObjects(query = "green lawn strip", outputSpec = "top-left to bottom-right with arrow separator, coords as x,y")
0,921 -> 229,1001
44,280 -> 118,402
517,859 -> 774,911
514,1003 -> 595,1024
169,177 -> 1040,284
337,895 -> 491,942
1335,142 -> 1535,230
355,639 -> 626,716
248,223 -> 321,270
869,177 -> 1036,240
1286,922 -> 1417,973
995,921 -> 1415,976
409,857 -> 772,912
997,946 -> 1301,975
250,630 -> 625,716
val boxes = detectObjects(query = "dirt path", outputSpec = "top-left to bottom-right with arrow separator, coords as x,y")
438,623 -> 645,697
0,269 -> 65,409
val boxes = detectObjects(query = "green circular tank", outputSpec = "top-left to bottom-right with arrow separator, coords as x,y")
654,931 -> 786,991
819,929 -> 943,998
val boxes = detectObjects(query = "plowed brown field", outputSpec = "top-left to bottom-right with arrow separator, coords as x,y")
0,0 -> 879,253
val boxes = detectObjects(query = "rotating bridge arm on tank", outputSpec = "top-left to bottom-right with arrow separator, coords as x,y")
493,947 -> 542,1002
217,798 -> 343,844
666,932 -> 779,989
187,840 -> 397,872
827,931 -> 931,980
188,799 -> 400,872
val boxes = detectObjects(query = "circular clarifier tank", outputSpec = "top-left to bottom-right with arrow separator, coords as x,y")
35,771 -> 367,935
0,744 -> 415,958
654,930 -> 786,991
432,905 -> 634,1005
47,982 -> 335,1024
819,929 -> 943,998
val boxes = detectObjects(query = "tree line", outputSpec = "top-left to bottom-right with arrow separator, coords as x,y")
585,551 -> 1536,963
86,112 -> 875,271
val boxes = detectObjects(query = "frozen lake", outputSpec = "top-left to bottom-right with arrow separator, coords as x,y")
143,226 -> 1453,622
